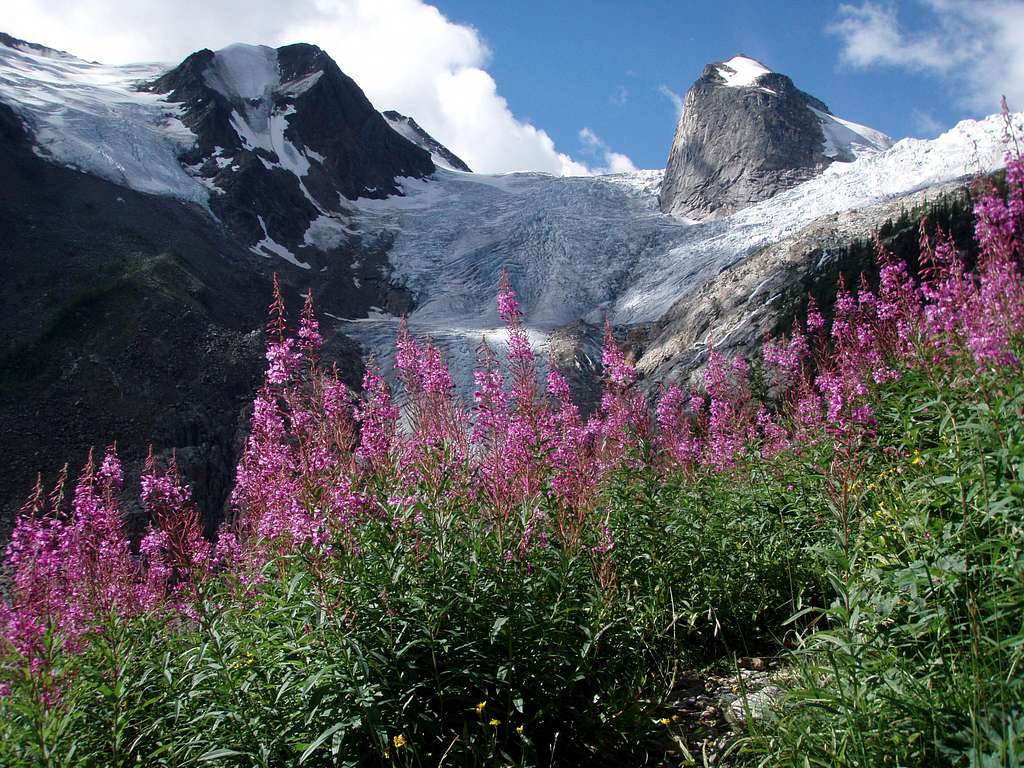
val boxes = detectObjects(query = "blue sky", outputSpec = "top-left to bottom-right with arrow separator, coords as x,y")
7,0 -> 1024,174
431,0 -> 999,169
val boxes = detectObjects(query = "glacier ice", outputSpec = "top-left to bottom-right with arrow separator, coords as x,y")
344,112 -> 1023,394
0,42 -> 208,205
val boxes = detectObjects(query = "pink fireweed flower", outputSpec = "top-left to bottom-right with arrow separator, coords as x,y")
655,385 -> 700,467
266,338 -> 300,386
805,296 -> 825,336
471,341 -> 516,516
601,319 -> 636,389
139,450 -> 211,603
298,289 -> 324,360
701,350 -> 755,470
395,318 -> 423,388
97,444 -> 123,492
497,269 -> 523,325
756,406 -> 789,457
545,366 -> 596,526
420,342 -> 454,397
3,447 -> 143,652
591,320 -> 647,472
355,363 -> 399,470
472,341 -> 509,443
497,273 -> 539,413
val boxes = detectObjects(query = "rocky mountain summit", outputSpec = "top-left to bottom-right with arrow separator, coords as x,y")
148,43 -> 436,268
659,55 -> 892,221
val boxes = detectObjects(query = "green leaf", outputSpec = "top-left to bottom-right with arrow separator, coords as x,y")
199,747 -> 247,761
489,616 -> 509,643
299,723 -> 348,764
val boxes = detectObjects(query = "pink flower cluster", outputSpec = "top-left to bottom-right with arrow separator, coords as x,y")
2,447 -> 208,670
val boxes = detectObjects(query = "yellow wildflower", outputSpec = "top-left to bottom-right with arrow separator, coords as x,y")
911,450 -> 923,466
489,718 -> 501,727
658,717 -> 671,726
516,725 -> 524,735
393,734 -> 407,749
474,701 -> 486,715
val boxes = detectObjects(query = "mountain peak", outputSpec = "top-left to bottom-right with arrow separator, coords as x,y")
659,56 -> 892,220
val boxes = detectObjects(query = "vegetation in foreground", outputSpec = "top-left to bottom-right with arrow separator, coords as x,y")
1,137 -> 1023,767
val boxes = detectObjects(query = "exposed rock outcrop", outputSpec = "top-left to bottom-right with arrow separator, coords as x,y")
639,181 -> 976,391
659,55 -> 891,221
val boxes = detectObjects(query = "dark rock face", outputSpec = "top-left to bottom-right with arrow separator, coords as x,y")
0,32 -> 72,59
382,110 -> 471,172
659,56 -> 858,220
0,125 -> 259,539
148,43 -> 436,263
0,121 -> 383,536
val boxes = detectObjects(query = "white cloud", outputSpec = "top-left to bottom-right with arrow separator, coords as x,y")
829,1 -> 1024,112
4,0 -> 598,175
578,127 -> 638,174
912,108 -> 944,136
658,84 -> 685,117
610,84 -> 629,107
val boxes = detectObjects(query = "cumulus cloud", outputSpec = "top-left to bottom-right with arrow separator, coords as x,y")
5,0 -> 603,175
578,127 -> 638,174
829,0 -> 1024,113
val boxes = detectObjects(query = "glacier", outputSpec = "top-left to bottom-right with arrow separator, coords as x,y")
344,111 -> 1023,393
0,42 -> 208,205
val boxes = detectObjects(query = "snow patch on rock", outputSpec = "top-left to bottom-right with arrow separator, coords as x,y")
303,214 -> 357,251
812,107 -> 893,161
250,215 -> 310,269
715,56 -> 772,88
202,44 -> 278,101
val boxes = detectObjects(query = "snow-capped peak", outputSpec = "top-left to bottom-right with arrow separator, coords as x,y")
715,55 -> 772,87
